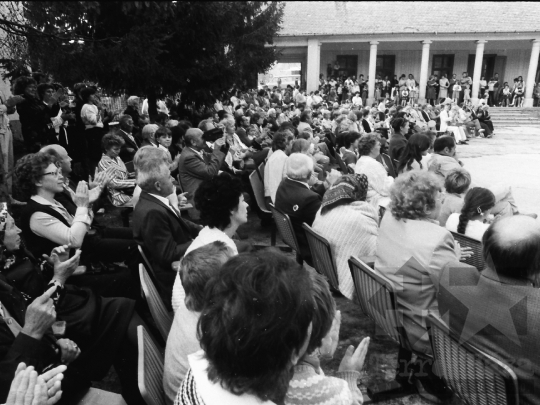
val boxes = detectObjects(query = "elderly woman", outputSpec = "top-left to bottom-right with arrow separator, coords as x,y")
170,173 -> 248,312
354,132 -> 394,208
312,174 -> 378,300
375,170 -> 469,401
98,133 -> 136,207
286,271 -> 369,405
439,103 -> 467,145
123,96 -> 145,137
80,87 -> 107,173
0,206 -> 145,405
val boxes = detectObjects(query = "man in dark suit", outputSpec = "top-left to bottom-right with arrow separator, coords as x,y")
117,114 -> 140,163
177,128 -> 227,220
275,153 -> 321,264
438,215 -> 540,405
133,147 -> 202,310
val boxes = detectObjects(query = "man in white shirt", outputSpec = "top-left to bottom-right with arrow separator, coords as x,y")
264,131 -> 294,205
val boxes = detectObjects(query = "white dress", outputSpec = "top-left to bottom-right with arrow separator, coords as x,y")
354,155 -> 394,208
445,213 -> 489,241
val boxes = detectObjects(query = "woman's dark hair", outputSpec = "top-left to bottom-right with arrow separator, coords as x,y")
391,117 -> 407,134
343,131 -> 361,148
80,87 -> 96,103
13,153 -> 56,200
433,135 -> 456,153
12,76 -> 37,96
37,83 -> 54,100
155,126 -> 171,140
250,113 -> 261,125
272,131 -> 293,152
170,126 -> 185,146
198,250 -> 314,403
194,173 -> 243,230
457,187 -> 496,235
306,271 -> 335,354
397,133 -> 430,173
102,133 -> 125,151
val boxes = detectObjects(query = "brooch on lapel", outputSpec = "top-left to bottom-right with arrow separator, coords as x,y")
293,204 -> 299,212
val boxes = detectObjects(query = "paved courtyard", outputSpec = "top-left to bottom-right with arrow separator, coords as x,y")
458,126 -> 540,215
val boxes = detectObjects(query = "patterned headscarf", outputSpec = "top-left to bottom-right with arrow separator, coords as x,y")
320,174 -> 369,215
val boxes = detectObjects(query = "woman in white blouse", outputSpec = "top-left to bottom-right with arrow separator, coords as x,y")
446,187 -> 496,241
80,87 -> 106,173
171,173 -> 248,312
354,132 -> 394,208
439,103 -> 467,145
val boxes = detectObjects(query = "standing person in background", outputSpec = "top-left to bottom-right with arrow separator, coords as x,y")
459,72 -> 472,104
487,77 -> 498,106
426,75 -> 438,106
448,73 -> 457,101
124,96 -> 145,141
80,87 -> 106,174
438,74 -> 449,103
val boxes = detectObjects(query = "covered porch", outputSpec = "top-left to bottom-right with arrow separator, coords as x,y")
274,33 -> 540,107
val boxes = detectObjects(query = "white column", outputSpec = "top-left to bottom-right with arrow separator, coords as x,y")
367,41 -> 379,106
524,39 -> 540,107
306,38 -> 321,93
418,40 -> 432,104
471,40 -> 487,105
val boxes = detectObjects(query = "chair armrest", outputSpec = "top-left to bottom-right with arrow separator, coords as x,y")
358,255 -> 376,269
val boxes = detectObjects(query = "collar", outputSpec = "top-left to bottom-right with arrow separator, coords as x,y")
31,195 -> 62,207
481,266 -> 535,287
188,351 -> 276,405
158,144 -> 168,152
148,192 -> 173,208
286,177 -> 310,189
189,147 -> 204,158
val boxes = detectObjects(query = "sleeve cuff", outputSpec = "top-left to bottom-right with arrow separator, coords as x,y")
11,333 -> 48,362
74,207 -> 91,225
336,370 -> 361,392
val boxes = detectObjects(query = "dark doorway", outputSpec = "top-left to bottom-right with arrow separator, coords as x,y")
376,55 -> 396,80
431,54 -> 454,79
336,55 -> 358,79
467,54 -> 497,80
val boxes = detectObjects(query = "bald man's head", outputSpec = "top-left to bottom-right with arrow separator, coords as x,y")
483,215 -> 540,281
40,144 -> 71,176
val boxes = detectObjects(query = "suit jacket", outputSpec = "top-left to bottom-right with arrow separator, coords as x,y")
375,214 -> 458,354
133,191 -> 201,310
421,110 -> 430,122
438,264 -> 540,405
177,147 -> 226,198
117,129 -> 140,163
274,177 -> 322,262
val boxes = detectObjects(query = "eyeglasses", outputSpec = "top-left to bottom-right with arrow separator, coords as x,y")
42,168 -> 62,178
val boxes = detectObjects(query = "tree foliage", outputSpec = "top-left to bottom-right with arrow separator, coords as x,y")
0,1 -> 284,105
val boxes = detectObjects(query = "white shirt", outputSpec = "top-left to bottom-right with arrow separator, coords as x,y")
148,193 -> 179,217
445,213 -> 489,241
264,149 -> 288,202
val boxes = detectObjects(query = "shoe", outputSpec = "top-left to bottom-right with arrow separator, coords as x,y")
487,134 -> 493,138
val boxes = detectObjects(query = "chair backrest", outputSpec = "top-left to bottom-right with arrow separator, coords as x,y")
427,314 -> 519,405
138,245 -> 157,279
450,231 -> 485,270
269,203 -> 301,253
348,256 -> 407,347
302,223 -> 340,291
137,325 -> 166,405
139,264 -> 173,340
249,169 -> 271,215
257,162 -> 266,185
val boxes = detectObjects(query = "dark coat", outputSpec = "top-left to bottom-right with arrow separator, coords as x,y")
274,177 -> 322,263
132,191 -> 201,310
389,133 -> 407,162
438,263 -> 540,405
117,129 -> 140,163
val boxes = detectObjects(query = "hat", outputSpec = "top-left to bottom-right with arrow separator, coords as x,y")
321,174 -> 369,214
442,98 -> 453,105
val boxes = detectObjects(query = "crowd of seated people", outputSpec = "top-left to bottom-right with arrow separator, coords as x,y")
3,71 -> 540,405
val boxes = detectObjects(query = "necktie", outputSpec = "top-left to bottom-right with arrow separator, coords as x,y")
168,202 -> 181,218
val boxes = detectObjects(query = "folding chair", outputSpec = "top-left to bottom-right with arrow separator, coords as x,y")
427,314 -> 519,405
75,389 -> 126,405
450,231 -> 484,270
269,203 -> 303,265
137,325 -> 166,405
138,245 -> 157,279
249,165 -> 276,246
139,264 -> 173,340
348,256 -> 428,401
302,223 -> 340,292
336,153 -> 354,174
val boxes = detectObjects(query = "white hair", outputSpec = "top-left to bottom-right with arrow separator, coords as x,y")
134,147 -> 170,191
142,124 -> 159,140
285,153 -> 313,182
127,96 -> 139,106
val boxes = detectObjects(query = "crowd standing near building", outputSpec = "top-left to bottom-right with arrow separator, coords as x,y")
0,34 -> 540,405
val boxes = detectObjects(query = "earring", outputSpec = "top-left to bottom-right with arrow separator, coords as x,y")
477,207 -> 482,214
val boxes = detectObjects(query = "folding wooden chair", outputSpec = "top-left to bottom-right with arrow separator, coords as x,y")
249,164 -> 276,246
303,223 -> 340,292
269,203 -> 303,265
139,264 -> 173,340
427,314 -> 519,405
450,231 -> 484,270
137,325 -> 166,405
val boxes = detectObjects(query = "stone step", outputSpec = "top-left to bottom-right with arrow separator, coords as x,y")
491,121 -> 540,126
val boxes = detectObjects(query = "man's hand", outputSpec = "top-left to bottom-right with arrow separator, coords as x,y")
39,365 -> 66,405
56,339 -> 80,365
6,95 -> 25,107
43,245 -> 71,266
73,182 -> 89,208
22,287 -> 57,340
214,137 -> 226,150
